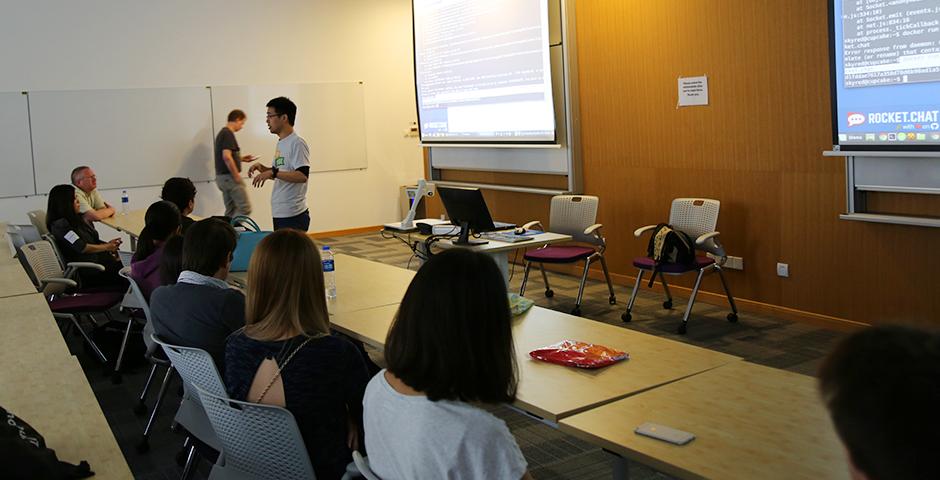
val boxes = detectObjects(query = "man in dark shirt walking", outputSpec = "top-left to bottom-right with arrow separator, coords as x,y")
214,109 -> 258,218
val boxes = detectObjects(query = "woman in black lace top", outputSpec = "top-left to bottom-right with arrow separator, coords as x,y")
225,229 -> 369,479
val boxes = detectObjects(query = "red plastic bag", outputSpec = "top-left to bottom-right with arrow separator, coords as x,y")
529,340 -> 629,369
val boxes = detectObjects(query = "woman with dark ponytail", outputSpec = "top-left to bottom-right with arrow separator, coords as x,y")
46,184 -> 127,290
131,200 -> 181,300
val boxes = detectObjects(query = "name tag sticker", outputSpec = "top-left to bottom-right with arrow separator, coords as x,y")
64,230 -> 80,244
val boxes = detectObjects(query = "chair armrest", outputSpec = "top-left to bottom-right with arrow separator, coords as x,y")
40,277 -> 78,289
634,225 -> 657,238
522,220 -> 543,231
66,262 -> 106,272
695,231 -> 726,257
583,224 -> 603,235
695,231 -> 721,246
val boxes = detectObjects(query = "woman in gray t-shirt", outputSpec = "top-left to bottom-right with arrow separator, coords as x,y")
363,249 -> 532,480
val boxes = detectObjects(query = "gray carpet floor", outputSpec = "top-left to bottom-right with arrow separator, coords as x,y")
66,231 -> 845,479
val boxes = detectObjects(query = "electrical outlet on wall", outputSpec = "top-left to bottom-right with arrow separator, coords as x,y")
776,262 -> 789,278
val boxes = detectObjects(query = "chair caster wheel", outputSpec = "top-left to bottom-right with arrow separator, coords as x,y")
621,312 -> 632,322
570,306 -> 581,316
133,402 -> 147,416
545,289 -> 554,298
136,440 -> 150,454
677,324 -> 687,334
727,313 -> 738,323
663,300 -> 673,309
111,373 -> 122,384
609,296 -> 617,305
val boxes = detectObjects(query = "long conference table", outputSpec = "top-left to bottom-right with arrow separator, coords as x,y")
325,260 -> 848,479
97,213 -> 848,478
0,224 -> 133,479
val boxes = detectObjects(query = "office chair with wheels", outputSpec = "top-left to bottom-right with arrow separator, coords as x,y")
115,267 -> 178,434
112,267 -> 159,382
151,336 -> 225,478
622,198 -> 738,334
18,239 -> 124,363
519,195 -> 616,316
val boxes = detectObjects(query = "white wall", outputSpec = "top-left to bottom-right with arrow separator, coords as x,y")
0,0 -> 423,232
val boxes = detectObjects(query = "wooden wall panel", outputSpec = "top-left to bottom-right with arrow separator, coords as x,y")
448,0 -> 940,327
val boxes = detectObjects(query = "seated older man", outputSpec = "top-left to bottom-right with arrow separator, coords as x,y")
71,165 -> 115,222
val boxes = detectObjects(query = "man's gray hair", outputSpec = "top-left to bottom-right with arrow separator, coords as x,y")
70,166 -> 90,186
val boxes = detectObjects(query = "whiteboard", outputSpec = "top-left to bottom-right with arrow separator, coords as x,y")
0,92 -> 35,198
210,83 -> 367,173
30,87 -> 214,193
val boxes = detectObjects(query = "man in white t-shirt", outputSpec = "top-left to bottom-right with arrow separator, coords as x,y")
70,165 -> 115,222
248,96 -> 311,231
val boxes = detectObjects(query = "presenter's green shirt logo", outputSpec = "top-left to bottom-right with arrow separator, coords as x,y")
274,157 -> 285,167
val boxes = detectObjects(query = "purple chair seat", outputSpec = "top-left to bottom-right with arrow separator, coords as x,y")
524,246 -> 596,264
49,291 -> 124,313
633,256 -> 715,274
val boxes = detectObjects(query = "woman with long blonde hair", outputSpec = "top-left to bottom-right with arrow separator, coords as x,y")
225,229 -> 369,479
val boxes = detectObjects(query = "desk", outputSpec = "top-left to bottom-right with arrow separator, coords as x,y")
0,292 -> 72,364
0,356 -> 133,479
386,228 -> 572,282
331,303 -> 740,423
558,361 -> 849,480
0,293 -> 72,366
229,253 -> 414,315
101,209 -> 202,250
100,209 -> 146,249
0,259 -> 38,298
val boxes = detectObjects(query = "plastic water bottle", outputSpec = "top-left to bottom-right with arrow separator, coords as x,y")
120,190 -> 129,215
321,246 -> 336,300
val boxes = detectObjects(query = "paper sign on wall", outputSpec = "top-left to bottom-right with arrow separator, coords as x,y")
678,76 -> 709,107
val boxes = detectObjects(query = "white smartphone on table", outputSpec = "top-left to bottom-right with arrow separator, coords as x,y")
634,422 -> 695,445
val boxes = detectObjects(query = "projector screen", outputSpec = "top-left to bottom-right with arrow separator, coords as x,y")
413,0 -> 557,144
830,0 -> 940,151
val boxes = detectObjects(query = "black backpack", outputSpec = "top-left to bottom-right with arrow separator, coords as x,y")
0,406 -> 94,479
645,223 -> 696,287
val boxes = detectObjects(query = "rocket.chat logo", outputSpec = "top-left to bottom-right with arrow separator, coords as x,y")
847,112 -> 866,127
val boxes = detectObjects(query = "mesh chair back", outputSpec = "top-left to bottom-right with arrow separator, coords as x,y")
196,387 -> 316,480
41,234 -> 67,270
119,267 -> 160,355
19,240 -> 67,295
6,224 -> 41,253
28,210 -> 48,236
119,267 -> 151,323
669,198 -> 720,240
6,226 -> 42,285
548,195 -> 600,244
152,335 -> 227,399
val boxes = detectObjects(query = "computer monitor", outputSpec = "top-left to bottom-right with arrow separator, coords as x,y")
436,186 -> 498,245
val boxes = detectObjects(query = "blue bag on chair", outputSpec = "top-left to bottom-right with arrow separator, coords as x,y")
230,216 -> 271,272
